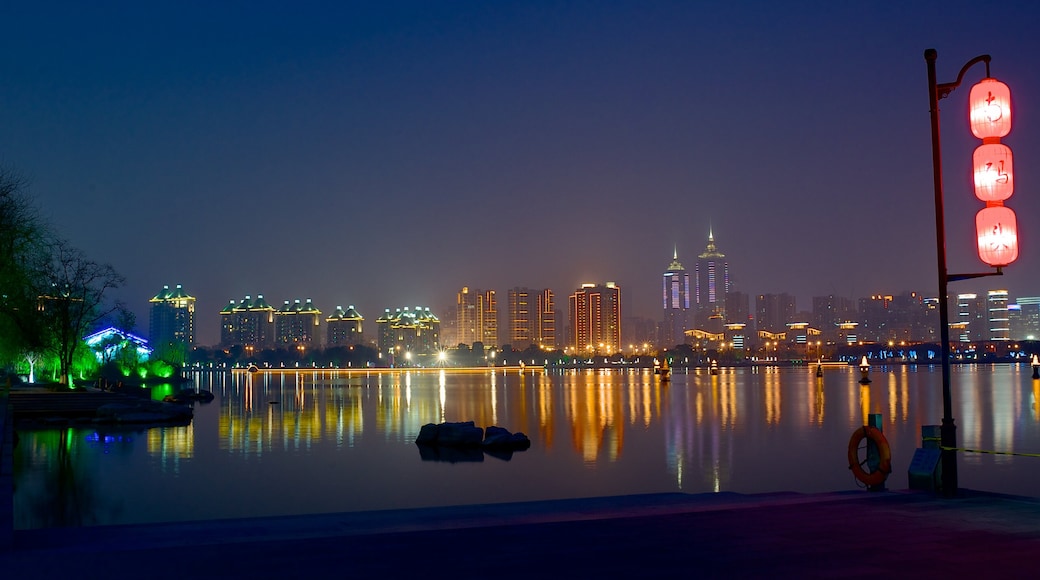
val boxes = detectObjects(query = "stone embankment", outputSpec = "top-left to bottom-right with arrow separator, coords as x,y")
10,388 -> 193,427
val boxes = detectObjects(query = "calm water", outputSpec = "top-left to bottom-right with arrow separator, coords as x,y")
13,364 -> 1040,529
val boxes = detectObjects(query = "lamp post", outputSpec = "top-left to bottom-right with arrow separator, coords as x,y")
925,49 -> 1018,497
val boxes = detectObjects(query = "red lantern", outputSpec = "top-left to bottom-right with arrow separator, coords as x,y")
976,205 -> 1019,266
973,143 -> 1014,201
969,78 -> 1012,140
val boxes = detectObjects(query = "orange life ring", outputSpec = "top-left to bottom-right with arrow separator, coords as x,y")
847,426 -> 892,487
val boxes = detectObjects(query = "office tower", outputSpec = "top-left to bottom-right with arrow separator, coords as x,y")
375,306 -> 441,358
508,287 -> 556,350
326,305 -> 364,346
220,294 -> 275,349
148,284 -> 196,350
694,229 -> 730,328
661,249 -> 691,347
568,282 -> 622,353
1011,297 -> 1040,340
988,289 -> 1010,341
955,293 -> 987,342
274,298 -> 322,346
456,287 -> 498,347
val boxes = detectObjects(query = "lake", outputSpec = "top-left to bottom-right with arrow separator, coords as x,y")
13,364 -> 1040,529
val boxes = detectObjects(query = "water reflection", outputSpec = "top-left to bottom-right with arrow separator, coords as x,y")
13,365 -> 1040,529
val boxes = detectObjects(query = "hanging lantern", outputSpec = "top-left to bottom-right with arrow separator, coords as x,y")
976,205 -> 1019,266
973,143 -> 1014,201
969,78 -> 1012,140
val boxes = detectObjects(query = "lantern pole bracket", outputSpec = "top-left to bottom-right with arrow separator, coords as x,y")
935,54 -> 992,100
948,267 -> 1003,283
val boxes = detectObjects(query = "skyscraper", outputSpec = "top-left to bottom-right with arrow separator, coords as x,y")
148,284 -> 195,350
456,287 -> 498,347
694,229 -> 729,329
569,282 -> 621,353
507,287 -> 556,349
661,249 -> 691,347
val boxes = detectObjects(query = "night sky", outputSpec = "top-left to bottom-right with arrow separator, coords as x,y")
4,1 -> 1040,345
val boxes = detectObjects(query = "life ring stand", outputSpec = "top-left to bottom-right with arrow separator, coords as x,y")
847,426 -> 892,487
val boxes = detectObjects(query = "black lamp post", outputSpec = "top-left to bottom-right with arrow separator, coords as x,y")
925,49 -> 1017,497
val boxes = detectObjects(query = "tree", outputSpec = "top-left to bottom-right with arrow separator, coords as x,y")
0,168 -> 53,371
40,239 -> 125,386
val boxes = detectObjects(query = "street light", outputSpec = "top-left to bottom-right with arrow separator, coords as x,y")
925,48 -> 1018,496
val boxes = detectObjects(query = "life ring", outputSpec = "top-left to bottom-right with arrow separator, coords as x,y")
847,426 -> 892,487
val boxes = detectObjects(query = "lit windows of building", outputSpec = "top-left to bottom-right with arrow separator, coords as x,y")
1011,297 -> 1040,340
569,282 -> 621,353
376,306 -> 441,359
149,284 -> 196,351
694,229 -> 729,329
988,289 -> 1010,341
508,287 -> 556,350
326,305 -> 364,346
456,287 -> 498,348
274,298 -> 321,346
956,293 -> 987,343
219,294 -> 275,349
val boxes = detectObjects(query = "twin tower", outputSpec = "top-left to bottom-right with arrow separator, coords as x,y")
662,231 -> 730,347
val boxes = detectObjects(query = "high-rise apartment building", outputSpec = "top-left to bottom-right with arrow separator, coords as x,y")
756,293 -> 796,335
149,284 -> 196,350
812,295 -> 853,343
326,305 -> 364,346
694,230 -> 730,329
456,287 -> 498,347
274,298 -> 322,346
507,287 -> 556,349
220,294 -> 275,349
661,249 -> 691,347
375,307 -> 441,358
568,282 -> 621,353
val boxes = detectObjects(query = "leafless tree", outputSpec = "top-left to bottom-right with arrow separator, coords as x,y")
41,240 -> 125,385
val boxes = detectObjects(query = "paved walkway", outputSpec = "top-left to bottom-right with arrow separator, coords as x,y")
3,489 -> 1040,578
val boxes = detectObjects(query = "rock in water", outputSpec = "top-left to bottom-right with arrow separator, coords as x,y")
483,425 -> 531,450
415,421 -> 485,446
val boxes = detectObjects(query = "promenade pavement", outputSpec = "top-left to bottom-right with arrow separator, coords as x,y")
3,489 -> 1040,578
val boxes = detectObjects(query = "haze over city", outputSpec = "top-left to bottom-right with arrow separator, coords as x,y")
4,1 -> 1040,345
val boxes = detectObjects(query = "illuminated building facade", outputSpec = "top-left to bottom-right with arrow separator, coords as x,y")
507,287 -> 556,349
376,306 -> 441,358
568,282 -> 621,353
456,287 -> 498,347
661,249 -> 691,347
988,289 -> 1010,341
148,284 -> 195,349
274,298 -> 321,346
326,305 -> 364,346
1011,297 -> 1040,340
694,229 -> 730,329
955,293 -> 987,343
220,294 -> 275,349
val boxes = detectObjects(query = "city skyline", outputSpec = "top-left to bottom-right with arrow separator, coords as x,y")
6,2 -> 1040,347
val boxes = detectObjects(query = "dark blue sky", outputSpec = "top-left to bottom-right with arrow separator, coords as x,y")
4,1 -> 1040,345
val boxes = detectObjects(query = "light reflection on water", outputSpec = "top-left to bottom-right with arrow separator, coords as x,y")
12,364 -> 1040,529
